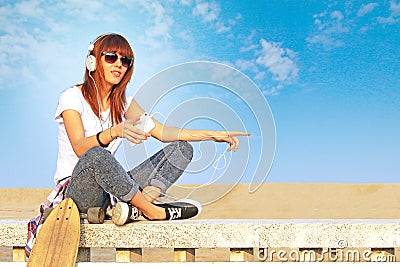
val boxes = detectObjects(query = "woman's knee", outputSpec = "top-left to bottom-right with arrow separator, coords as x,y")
82,146 -> 111,159
73,147 -> 113,175
80,147 -> 114,165
172,141 -> 193,162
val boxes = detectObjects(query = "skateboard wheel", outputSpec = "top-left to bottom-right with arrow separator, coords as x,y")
87,207 -> 105,224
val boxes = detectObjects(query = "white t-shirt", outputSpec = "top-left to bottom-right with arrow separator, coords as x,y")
54,86 -> 132,183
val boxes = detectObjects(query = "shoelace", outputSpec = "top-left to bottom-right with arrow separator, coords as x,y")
129,206 -> 139,220
167,207 -> 182,220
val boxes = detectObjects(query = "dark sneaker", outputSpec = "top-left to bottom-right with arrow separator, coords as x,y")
151,199 -> 202,220
112,202 -> 139,226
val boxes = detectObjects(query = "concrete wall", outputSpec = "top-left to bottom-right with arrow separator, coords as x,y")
1,183 -> 400,220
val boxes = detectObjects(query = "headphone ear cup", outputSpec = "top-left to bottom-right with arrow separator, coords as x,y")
88,43 -> 94,52
86,55 -> 96,72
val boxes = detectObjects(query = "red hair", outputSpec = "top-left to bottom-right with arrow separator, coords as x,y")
81,34 -> 134,125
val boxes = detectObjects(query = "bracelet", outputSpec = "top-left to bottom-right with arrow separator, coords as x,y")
96,131 -> 108,148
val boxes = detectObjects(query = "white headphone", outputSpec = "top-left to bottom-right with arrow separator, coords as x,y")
85,34 -> 113,129
85,34 -> 112,72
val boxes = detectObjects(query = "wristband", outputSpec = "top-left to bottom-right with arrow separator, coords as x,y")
96,131 -> 108,148
109,126 -> 114,139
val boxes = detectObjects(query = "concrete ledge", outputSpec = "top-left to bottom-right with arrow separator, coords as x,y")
80,219 -> 400,248
2,219 -> 400,262
2,219 -> 400,248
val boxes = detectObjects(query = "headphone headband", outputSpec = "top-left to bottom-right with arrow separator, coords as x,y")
88,33 -> 112,53
86,33 -> 113,72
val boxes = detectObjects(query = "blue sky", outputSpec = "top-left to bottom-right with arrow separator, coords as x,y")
0,0 -> 399,189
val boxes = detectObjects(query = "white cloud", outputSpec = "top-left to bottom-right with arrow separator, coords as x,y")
55,0 -> 107,21
308,1 -> 399,49
138,1 -> 174,49
193,2 -> 220,23
215,21 -> 230,34
0,58 -> 13,89
306,34 -> 344,49
239,44 -> 258,53
179,0 -> 193,6
0,2 -> 43,89
0,0 -> 139,91
176,30 -> 194,43
192,1 -> 238,35
255,39 -> 298,83
389,0 -> 400,16
307,10 -> 350,50
235,59 -> 258,73
331,10 -> 344,20
357,3 -> 379,17
378,0 -> 400,24
253,71 -> 266,81
236,30 -> 299,94
14,0 -> 44,18
0,1 -> 69,77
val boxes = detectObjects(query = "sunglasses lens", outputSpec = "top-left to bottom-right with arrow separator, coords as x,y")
121,57 -> 132,68
104,53 -> 118,64
103,52 -> 132,68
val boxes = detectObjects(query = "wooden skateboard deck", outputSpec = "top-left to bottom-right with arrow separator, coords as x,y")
28,198 -> 80,267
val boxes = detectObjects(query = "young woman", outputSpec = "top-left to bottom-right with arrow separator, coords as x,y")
26,33 -> 249,256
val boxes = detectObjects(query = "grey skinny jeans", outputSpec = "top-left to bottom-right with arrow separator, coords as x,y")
64,141 -> 193,213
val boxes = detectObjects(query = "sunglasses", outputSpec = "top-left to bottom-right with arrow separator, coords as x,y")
102,52 -> 133,68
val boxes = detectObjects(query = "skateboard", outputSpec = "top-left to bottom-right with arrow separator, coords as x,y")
27,198 -> 80,267
44,206 -> 106,224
